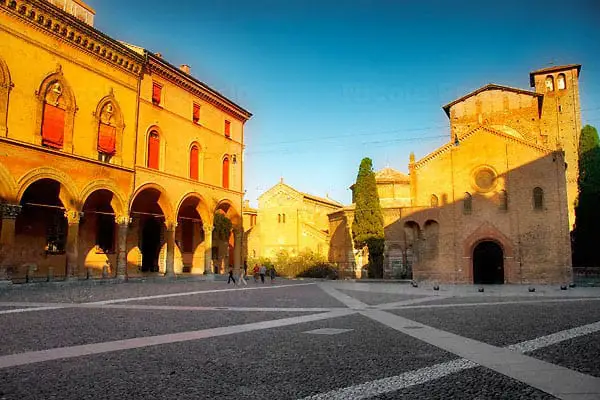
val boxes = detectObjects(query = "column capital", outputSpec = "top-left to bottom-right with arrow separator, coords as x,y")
1,204 -> 22,219
116,214 -> 132,226
166,221 -> 178,232
203,224 -> 214,234
65,210 -> 83,224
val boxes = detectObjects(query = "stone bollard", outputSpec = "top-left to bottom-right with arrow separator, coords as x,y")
25,263 -> 37,283
47,267 -> 54,282
102,263 -> 109,279
86,267 -> 92,280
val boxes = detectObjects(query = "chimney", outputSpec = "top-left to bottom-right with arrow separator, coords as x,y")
180,64 -> 191,75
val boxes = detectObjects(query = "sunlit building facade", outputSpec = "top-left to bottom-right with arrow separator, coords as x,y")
0,0 -> 251,283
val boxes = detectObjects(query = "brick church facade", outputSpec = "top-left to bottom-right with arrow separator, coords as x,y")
329,65 -> 581,284
0,0 -> 251,283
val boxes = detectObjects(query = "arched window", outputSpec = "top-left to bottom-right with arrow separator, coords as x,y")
557,73 -> 566,90
277,214 -> 281,223
499,190 -> 508,211
41,81 -> 67,149
97,102 -> 116,162
430,194 -> 439,207
545,75 -> 554,92
282,213 -> 286,223
533,187 -> 544,210
147,131 -> 160,169
463,192 -> 472,214
222,156 -> 230,189
189,144 -> 199,180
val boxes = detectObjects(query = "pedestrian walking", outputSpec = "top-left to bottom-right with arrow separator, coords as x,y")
238,261 -> 248,286
227,266 -> 236,285
259,264 -> 267,283
253,264 -> 259,283
270,266 -> 276,283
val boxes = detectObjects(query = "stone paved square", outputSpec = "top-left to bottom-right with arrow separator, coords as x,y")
0,280 -> 599,399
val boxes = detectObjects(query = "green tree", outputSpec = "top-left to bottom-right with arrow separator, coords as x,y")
573,125 -> 600,267
213,213 -> 232,241
352,158 -> 385,278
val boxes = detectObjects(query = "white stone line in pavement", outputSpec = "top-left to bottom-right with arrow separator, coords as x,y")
0,301 -> 343,314
300,318 -> 600,400
87,282 -> 317,305
0,306 -> 67,315
301,358 -> 479,400
362,310 -> 600,400
317,283 -> 369,310
0,309 -> 355,369
375,296 -> 450,310
394,297 -> 600,310
508,321 -> 600,353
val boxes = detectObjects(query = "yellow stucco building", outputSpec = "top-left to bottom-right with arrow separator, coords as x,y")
329,65 -> 581,284
244,180 -> 342,260
0,0 -> 251,283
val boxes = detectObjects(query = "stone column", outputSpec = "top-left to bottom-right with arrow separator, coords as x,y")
116,215 -> 129,281
203,224 -> 213,275
233,228 -> 242,275
164,221 -> 176,278
65,210 -> 83,280
0,204 -> 21,283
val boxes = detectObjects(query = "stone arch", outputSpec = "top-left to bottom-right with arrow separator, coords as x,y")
422,219 -> 440,260
80,180 -> 127,219
463,223 -> 515,283
93,91 -> 125,164
176,192 -> 211,224
17,167 -> 79,209
0,55 -> 12,137
144,125 -> 165,171
130,182 -> 174,223
214,198 -> 241,227
0,162 -> 17,202
35,66 -> 77,151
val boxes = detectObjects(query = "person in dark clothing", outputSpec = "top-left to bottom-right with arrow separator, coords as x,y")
227,266 -> 236,284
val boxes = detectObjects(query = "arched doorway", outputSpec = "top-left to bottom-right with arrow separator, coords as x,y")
473,241 -> 504,284
141,217 -> 161,272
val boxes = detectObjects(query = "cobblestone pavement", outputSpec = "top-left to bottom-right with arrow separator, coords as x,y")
0,279 -> 599,399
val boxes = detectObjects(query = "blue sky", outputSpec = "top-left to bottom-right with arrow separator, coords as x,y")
87,0 -> 600,206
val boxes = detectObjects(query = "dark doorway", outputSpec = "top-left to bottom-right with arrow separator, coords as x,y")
473,241 -> 504,284
141,218 -> 162,272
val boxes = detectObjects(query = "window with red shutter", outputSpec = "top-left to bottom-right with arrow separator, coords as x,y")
148,131 -> 160,169
152,83 -> 162,105
193,104 -> 200,123
224,120 -> 231,138
222,156 -> 230,189
41,103 -> 65,149
190,145 -> 199,180
98,124 -> 116,155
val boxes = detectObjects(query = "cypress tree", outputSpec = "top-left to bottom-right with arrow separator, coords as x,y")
573,124 -> 600,267
352,158 -> 385,278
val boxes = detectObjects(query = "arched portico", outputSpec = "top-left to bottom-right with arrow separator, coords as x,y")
176,193 -> 211,274
129,183 -> 174,276
213,199 -> 242,275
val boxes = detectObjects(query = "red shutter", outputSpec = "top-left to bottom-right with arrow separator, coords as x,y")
152,83 -> 161,105
193,104 -> 200,123
224,120 -> 231,138
148,133 -> 160,169
222,157 -> 230,189
98,123 -> 116,155
190,145 -> 199,180
41,103 -> 65,149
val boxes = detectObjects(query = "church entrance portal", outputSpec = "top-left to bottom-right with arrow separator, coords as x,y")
141,218 -> 161,272
473,241 -> 504,284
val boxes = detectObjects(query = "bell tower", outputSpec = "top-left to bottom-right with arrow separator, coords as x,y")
530,64 -> 582,229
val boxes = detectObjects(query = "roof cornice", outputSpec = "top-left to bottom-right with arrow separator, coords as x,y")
442,83 -> 542,117
0,0 -> 145,76
148,53 -> 252,122
413,126 -> 551,169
